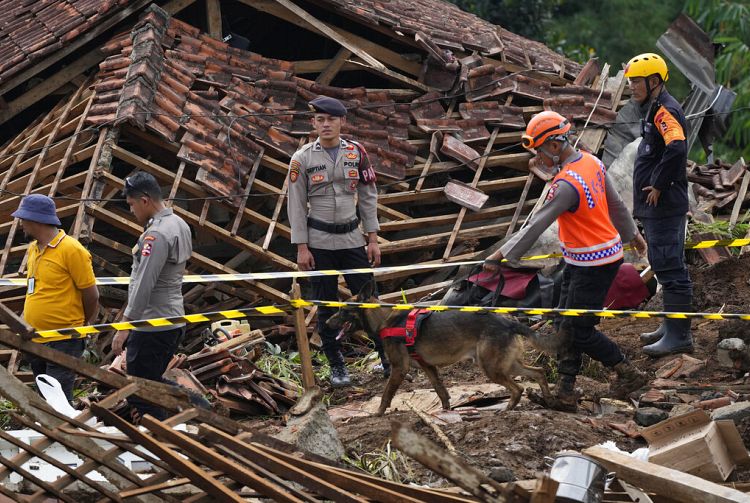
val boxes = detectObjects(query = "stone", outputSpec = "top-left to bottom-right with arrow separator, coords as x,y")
717,338 -> 749,370
488,466 -> 515,483
669,403 -> 696,418
274,401 -> 344,461
711,401 -> 750,423
635,407 -> 669,427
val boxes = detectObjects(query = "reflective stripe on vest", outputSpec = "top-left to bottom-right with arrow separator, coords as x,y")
554,152 -> 623,267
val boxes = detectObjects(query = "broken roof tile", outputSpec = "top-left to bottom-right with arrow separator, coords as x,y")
0,0 -> 137,85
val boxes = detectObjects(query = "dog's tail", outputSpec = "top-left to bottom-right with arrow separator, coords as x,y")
496,316 -> 562,354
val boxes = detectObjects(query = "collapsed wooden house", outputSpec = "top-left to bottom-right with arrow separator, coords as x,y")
0,1 -> 740,501
0,0 -> 628,343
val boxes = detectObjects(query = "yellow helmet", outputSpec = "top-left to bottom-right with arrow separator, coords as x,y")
624,53 -> 669,82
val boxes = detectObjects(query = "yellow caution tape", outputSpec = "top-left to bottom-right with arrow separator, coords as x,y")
290,299 -> 750,322
32,297 -> 750,343
33,305 -> 288,343
2,238 -> 747,288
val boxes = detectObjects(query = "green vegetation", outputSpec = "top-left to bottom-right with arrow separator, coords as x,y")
686,0 -> 750,160
345,441 -> 416,483
448,0 -> 750,160
257,342 -> 304,388
689,211 -> 750,243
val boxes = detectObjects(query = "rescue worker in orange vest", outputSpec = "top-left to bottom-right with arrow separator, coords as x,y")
484,111 -> 648,411
625,53 -> 693,357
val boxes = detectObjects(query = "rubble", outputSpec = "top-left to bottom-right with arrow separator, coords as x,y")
0,0 -> 748,501
635,406 -> 669,427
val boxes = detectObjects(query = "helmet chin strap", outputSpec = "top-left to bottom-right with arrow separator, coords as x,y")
538,138 -> 570,172
645,78 -> 664,103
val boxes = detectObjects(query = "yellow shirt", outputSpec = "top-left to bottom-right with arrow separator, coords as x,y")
23,230 -> 96,336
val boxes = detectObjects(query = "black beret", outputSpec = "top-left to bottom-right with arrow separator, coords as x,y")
308,96 -> 347,117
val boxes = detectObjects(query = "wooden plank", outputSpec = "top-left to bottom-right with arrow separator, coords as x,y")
379,200 -> 537,232
47,87 -> 95,198
239,0 -> 421,77
583,445 -> 749,503
263,146 -> 291,249
0,327 -> 244,434
71,127 -> 113,239
316,47 -> 353,85
269,0 -> 383,70
119,471 -> 223,499
0,367 -> 159,503
381,222 -> 510,254
505,173 -> 535,237
200,424 -> 367,502
112,145 -> 292,239
0,0 -> 156,96
294,58 -> 360,74
377,203 -> 410,221
291,282 -> 315,390
0,88 -> 83,274
729,163 -> 749,230
443,127 -> 499,259
0,430 -> 122,501
139,415 -> 301,502
206,0 -> 222,39
379,175 -> 528,205
167,161 -> 187,204
92,405 -> 245,502
230,151 -> 263,235
391,422 -> 506,503
414,131 -> 439,193
0,452 -> 77,503
0,105 -> 57,192
250,442 -> 426,503
0,49 -> 101,125
380,280 -> 453,302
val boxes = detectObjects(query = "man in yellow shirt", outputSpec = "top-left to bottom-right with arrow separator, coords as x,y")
13,194 -> 99,402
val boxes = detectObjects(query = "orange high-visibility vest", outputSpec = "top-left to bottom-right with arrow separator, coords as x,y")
553,152 -> 623,267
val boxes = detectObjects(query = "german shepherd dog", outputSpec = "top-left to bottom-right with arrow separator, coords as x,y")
327,281 -> 558,416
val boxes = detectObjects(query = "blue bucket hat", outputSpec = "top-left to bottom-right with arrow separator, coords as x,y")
12,194 -> 61,226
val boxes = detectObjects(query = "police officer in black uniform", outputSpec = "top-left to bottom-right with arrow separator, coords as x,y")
287,96 -> 388,387
625,53 -> 693,357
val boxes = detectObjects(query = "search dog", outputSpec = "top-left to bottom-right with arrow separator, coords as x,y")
326,281 -> 558,416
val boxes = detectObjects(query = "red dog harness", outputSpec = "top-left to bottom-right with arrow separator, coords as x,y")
379,309 -> 432,360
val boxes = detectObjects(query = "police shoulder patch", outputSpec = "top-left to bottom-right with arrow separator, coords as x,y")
546,182 -> 559,202
141,242 -> 153,257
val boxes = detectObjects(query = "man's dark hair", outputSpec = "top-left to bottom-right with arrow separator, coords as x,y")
123,172 -> 162,200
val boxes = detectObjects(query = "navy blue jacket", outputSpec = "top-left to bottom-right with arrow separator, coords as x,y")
632,90 -> 689,219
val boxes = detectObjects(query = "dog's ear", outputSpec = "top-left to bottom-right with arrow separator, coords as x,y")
357,280 -> 376,301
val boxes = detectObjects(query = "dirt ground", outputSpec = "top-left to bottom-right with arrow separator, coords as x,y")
256,255 -> 750,486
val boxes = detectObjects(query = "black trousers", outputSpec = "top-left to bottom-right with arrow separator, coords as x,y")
126,327 -> 183,420
310,246 -> 384,367
29,338 -> 85,402
640,215 -> 692,298
556,259 -> 625,379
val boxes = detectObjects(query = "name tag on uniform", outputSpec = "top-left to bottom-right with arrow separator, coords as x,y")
27,277 -> 35,295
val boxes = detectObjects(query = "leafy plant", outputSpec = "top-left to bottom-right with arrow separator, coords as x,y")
686,0 -> 750,161
689,211 -> 750,245
0,399 -> 15,429
344,441 -> 416,483
256,342 -> 303,388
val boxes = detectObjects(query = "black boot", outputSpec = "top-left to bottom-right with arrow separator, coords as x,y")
643,294 -> 693,357
640,323 -> 666,345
